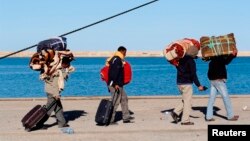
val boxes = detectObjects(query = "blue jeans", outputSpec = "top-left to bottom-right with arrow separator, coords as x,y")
206,80 -> 234,120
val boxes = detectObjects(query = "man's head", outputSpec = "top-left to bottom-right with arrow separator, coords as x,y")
117,46 -> 127,57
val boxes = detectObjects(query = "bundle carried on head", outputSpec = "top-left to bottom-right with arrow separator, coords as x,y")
36,37 -> 67,52
200,33 -> 237,61
163,38 -> 200,66
29,37 -> 75,80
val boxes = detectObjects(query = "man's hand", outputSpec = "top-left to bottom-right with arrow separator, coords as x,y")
232,49 -> 238,56
54,95 -> 60,100
198,86 -> 207,91
115,85 -> 120,90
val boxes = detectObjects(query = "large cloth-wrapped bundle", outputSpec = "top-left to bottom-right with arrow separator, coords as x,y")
200,33 -> 237,60
163,38 -> 200,66
37,37 -> 67,53
29,37 -> 75,91
29,49 -> 75,91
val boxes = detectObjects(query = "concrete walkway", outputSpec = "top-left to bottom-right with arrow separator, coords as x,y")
0,95 -> 249,141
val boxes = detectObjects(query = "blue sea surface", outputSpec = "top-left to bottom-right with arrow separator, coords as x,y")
0,57 -> 249,98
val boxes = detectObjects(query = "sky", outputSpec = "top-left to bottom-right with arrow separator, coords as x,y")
0,0 -> 250,53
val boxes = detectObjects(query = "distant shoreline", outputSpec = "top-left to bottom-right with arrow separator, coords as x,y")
1,51 -> 250,57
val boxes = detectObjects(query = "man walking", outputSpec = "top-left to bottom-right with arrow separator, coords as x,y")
107,46 -> 134,124
205,50 -> 239,121
36,56 -> 74,129
171,55 -> 206,125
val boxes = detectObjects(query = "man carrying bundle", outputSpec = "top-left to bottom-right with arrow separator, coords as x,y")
164,38 -> 207,125
30,37 -> 75,129
200,33 -> 239,121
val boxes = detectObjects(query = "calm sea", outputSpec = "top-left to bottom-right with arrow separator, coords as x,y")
0,57 -> 249,98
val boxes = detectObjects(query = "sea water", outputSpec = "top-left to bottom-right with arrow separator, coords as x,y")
0,57 -> 249,98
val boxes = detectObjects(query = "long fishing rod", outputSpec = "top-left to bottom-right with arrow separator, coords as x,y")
0,0 -> 159,60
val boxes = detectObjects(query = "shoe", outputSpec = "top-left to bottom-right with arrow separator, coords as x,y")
228,115 -> 239,121
181,122 -> 194,125
206,118 -> 215,122
58,124 -> 70,128
171,111 -> 179,123
124,116 -> 135,121
123,120 -> 134,123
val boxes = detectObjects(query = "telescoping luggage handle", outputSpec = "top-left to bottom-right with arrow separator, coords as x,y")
42,98 -> 58,111
111,89 -> 120,106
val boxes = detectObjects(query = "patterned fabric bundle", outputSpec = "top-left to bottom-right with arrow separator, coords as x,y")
29,50 -> 75,91
29,37 -> 75,91
163,38 -> 200,66
200,33 -> 237,60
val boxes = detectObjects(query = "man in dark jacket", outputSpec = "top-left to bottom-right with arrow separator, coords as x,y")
108,46 -> 134,124
206,50 -> 239,121
171,55 -> 206,125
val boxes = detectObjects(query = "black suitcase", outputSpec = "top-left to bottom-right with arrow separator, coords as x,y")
21,99 -> 57,131
95,90 -> 119,126
95,99 -> 113,125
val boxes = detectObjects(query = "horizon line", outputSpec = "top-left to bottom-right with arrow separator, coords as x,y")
1,51 -> 250,57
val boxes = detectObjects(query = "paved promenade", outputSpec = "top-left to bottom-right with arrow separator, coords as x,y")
0,95 -> 249,141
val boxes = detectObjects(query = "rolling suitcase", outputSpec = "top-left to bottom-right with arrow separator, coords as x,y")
21,99 -> 57,131
95,90 -> 119,126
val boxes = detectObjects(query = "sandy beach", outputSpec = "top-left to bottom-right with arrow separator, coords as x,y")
0,95 -> 249,141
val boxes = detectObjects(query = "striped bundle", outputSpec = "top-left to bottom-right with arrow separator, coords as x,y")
200,33 -> 237,60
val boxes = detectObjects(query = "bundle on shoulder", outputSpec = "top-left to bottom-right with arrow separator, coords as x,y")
29,37 -> 75,85
163,38 -> 200,66
200,33 -> 237,61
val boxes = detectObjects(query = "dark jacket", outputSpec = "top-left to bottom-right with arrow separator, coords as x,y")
108,56 -> 124,87
176,55 -> 201,87
208,55 -> 235,80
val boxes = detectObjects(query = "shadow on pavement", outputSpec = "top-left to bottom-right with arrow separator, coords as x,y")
160,106 -> 227,121
192,106 -> 227,120
63,110 -> 87,121
114,110 -> 134,122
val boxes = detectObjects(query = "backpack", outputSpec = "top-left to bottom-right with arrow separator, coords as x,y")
37,37 -> 67,53
100,61 -> 132,85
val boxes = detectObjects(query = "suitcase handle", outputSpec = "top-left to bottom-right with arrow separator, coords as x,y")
43,98 -> 58,111
111,89 -> 120,106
